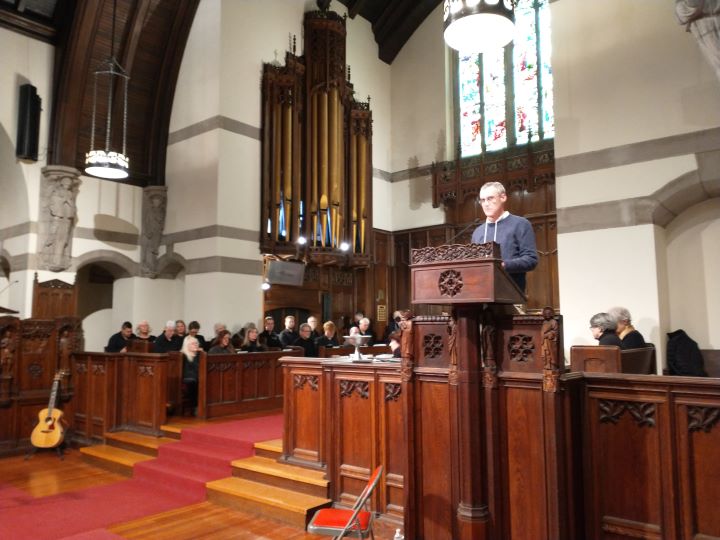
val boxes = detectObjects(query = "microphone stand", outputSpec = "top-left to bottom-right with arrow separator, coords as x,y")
447,218 -> 482,245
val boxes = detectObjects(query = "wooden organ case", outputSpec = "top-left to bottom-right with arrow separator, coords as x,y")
260,3 -> 373,264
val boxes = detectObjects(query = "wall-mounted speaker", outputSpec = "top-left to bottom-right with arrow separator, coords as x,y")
266,260 -> 306,287
16,84 -> 41,161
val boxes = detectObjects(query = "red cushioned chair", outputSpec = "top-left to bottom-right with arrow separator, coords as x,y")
307,465 -> 383,539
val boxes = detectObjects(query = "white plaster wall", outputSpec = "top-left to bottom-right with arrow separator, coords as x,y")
390,176 -> 446,231
665,198 -> 720,348
83,308 -> 113,352
169,0 -> 221,132
557,225 -> 664,367
552,0 -> 720,159
390,4 -> 447,172
217,132 -> 260,232
0,28 -> 54,315
556,155 -> 698,208
373,178 -> 393,231
165,130 -> 220,234
183,272 -> 263,337
112,276 -> 185,337
75,176 -> 143,233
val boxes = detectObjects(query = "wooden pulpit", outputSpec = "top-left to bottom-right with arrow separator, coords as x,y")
402,242 -> 577,540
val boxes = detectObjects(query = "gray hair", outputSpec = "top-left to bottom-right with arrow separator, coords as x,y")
480,181 -> 506,196
607,306 -> 631,324
299,323 -> 311,332
589,312 -> 617,332
181,336 -> 199,359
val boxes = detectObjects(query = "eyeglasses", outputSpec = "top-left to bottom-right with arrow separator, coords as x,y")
479,195 -> 499,204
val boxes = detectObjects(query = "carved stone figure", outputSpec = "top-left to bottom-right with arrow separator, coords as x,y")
676,0 -> 720,82
39,166 -> 80,272
140,186 -> 167,278
540,306 -> 559,370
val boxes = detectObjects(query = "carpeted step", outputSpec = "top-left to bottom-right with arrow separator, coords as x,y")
206,476 -> 331,529
131,459 -> 213,501
80,445 -> 154,476
154,441 -> 242,478
253,438 -> 283,459
231,455 -> 329,497
159,423 -> 183,440
179,429 -> 255,454
104,431 -> 174,456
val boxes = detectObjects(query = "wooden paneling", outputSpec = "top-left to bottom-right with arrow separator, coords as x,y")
282,358 -> 325,468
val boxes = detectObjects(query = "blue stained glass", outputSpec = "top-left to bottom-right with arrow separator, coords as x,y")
538,0 -> 554,138
459,53 -> 482,157
483,47 -> 506,152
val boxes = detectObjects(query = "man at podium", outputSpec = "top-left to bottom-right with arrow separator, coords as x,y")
471,181 -> 538,292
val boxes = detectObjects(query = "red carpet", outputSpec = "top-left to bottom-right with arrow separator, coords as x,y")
0,413 -> 283,539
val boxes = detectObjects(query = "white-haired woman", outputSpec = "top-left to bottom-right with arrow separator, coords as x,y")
589,313 -> 622,347
607,307 -> 646,349
180,336 -> 200,415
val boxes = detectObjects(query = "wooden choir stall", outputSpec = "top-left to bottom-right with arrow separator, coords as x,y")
280,242 -> 720,539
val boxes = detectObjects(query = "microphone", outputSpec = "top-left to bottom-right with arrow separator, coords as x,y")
447,218 -> 483,245
0,280 -> 19,296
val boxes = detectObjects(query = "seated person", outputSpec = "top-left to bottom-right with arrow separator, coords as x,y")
388,331 -> 402,358
307,315 -> 321,340
382,310 -> 402,343
607,306 -> 646,349
207,322 -> 227,350
358,317 -> 376,345
240,327 -> 266,352
293,323 -> 318,357
106,321 -> 135,353
175,319 -> 188,342
589,313 -> 622,347
279,315 -> 299,347
187,320 -> 207,350
153,321 -> 183,353
135,320 -> 156,342
181,336 -> 201,416
259,316 -> 282,349
208,330 -> 234,354
315,321 -> 339,348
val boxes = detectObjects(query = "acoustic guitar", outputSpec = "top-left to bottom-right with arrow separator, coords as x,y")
30,370 -> 69,449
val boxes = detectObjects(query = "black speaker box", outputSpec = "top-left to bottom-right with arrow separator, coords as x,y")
16,84 -> 41,161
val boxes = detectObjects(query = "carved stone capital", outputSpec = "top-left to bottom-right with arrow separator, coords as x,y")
140,186 -> 168,278
38,166 -> 81,272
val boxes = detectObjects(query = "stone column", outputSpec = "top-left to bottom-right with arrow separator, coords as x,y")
38,166 -> 81,272
140,186 -> 168,278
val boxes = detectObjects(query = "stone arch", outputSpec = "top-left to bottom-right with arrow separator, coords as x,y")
156,252 -> 187,278
70,250 -> 138,278
650,152 -> 720,228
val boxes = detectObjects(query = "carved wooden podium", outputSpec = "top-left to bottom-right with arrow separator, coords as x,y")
402,242 -> 578,540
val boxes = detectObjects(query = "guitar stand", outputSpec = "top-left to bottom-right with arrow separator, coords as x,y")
25,440 -> 66,461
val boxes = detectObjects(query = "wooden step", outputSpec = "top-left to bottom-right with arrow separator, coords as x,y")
254,438 -> 283,459
159,423 -> 183,440
80,444 -> 155,476
206,477 -> 331,529
104,431 -> 175,456
231,456 -> 329,497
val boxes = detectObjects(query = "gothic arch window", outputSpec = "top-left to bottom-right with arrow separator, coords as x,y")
457,0 -> 554,158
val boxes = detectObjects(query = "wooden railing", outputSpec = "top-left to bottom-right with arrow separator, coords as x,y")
70,349 -> 304,442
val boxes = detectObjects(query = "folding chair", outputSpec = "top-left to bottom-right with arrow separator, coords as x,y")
307,465 -> 383,539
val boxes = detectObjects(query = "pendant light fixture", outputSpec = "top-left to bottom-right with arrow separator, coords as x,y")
443,0 -> 515,53
84,0 -> 130,180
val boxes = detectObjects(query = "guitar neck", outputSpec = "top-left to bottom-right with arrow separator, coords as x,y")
46,378 -> 60,416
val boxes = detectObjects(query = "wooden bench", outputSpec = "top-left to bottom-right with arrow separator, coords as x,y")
701,349 -> 720,377
570,345 -> 657,375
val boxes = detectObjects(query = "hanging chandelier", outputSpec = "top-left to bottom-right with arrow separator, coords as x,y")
443,0 -> 515,53
84,0 -> 130,180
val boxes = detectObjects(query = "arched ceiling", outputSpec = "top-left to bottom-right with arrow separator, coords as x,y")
1,0 -> 439,186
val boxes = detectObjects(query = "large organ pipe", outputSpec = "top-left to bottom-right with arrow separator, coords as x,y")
358,128 -> 367,253
328,87 -> 338,247
319,90 -> 329,247
349,125 -> 357,252
311,91 -> 318,243
331,97 -> 342,247
283,98 -> 293,240
273,94 -> 282,240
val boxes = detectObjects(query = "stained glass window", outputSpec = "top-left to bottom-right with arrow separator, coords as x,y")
458,0 -> 553,157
